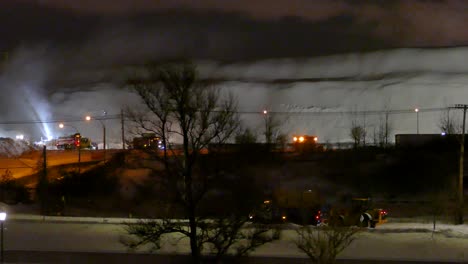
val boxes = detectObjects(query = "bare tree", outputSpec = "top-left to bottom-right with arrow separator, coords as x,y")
349,108 -> 368,148
199,216 -> 280,262
263,111 -> 280,145
263,111 -> 291,152
235,127 -> 258,144
350,125 -> 366,148
374,110 -> 392,147
124,61 -> 276,262
438,108 -> 460,135
295,226 -> 360,264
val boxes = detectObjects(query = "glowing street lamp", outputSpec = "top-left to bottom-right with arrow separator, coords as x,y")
414,108 -> 419,134
262,109 -> 270,144
0,211 -> 6,263
85,114 -> 106,161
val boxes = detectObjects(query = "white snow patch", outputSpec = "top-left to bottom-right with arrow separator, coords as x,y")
0,138 -> 37,157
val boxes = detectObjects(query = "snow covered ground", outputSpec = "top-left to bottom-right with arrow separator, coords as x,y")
150,221 -> 468,262
6,213 -> 468,262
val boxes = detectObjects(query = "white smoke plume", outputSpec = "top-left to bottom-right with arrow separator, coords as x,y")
2,46 -> 468,145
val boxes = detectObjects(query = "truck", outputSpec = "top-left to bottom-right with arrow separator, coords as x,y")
291,135 -> 323,152
250,193 -> 388,228
133,133 -> 164,150
56,133 -> 92,150
249,189 -> 323,225
316,197 -> 388,228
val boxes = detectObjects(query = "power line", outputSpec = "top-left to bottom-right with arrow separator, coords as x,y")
0,107 -> 454,125
0,115 -> 121,125
231,107 -> 448,116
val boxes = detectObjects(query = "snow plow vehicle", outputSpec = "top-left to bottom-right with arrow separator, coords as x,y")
316,197 -> 388,228
291,135 -> 323,152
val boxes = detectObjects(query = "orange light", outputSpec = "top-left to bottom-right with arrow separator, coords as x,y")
314,137 -> 318,142
293,136 -> 298,142
282,216 -> 286,220
299,136 -> 304,142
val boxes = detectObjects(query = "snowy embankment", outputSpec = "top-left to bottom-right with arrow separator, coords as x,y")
8,212 -> 468,262
0,138 -> 36,157
126,220 -> 468,262
254,222 -> 468,262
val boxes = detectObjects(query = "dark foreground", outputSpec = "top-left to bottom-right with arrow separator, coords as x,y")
3,251 -> 466,264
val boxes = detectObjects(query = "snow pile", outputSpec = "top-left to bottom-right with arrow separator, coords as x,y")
0,138 -> 37,157
377,222 -> 468,238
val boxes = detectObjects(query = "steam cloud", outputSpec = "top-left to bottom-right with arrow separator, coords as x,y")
3,45 -> 468,145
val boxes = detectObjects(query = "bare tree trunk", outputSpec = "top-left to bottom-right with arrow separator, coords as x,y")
385,112 -> 389,146
188,195 -> 200,262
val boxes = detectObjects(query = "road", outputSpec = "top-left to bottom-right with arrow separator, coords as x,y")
1,219 -> 467,263
0,149 -> 114,179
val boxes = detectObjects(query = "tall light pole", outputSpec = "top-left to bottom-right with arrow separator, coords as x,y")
263,109 -> 269,144
0,211 -> 6,263
414,108 -> 419,134
85,115 -> 106,161
452,104 -> 467,225
59,123 -> 81,172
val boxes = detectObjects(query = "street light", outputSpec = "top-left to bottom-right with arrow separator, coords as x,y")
59,123 -> 81,172
262,110 -> 270,144
0,211 -> 6,263
85,114 -> 106,161
414,108 -> 419,134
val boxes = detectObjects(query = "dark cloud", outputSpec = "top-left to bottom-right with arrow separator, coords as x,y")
0,0 -> 467,142
2,0 -> 466,53
0,0 -> 467,90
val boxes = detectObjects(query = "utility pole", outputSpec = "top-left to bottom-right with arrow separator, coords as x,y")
452,104 -> 466,225
103,124 -> 106,160
121,109 -> 126,150
40,145 -> 48,215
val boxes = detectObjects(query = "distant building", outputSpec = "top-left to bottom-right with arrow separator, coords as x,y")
395,134 -> 448,147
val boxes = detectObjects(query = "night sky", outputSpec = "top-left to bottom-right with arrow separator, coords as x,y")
0,0 -> 467,142
1,0 -> 467,91
1,0 -> 467,62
